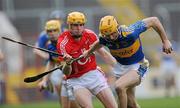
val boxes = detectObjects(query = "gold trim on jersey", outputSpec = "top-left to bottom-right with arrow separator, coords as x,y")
121,31 -> 132,37
110,39 -> 140,58
120,25 -> 133,37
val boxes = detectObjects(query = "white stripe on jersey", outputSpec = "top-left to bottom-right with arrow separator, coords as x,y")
60,35 -> 68,55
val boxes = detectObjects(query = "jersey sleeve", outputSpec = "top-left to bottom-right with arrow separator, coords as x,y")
47,44 -> 58,62
87,30 -> 98,45
56,35 -> 66,61
128,21 -> 147,38
99,37 -> 107,46
37,31 -> 49,48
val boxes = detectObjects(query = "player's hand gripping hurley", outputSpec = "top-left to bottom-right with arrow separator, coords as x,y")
23,55 -> 84,83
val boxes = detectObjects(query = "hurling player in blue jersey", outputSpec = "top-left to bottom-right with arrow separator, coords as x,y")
83,16 -> 173,108
34,11 -> 67,98
34,10 -> 66,59
37,19 -> 63,106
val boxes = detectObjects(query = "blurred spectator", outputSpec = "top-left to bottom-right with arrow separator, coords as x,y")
159,42 -> 179,97
0,49 -> 4,61
0,49 -> 5,104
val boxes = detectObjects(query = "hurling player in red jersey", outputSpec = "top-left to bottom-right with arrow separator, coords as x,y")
57,11 -> 118,108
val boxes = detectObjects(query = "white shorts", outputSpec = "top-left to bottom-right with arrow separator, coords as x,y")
61,80 -> 75,100
66,69 -> 109,96
113,60 -> 149,79
50,69 -> 63,85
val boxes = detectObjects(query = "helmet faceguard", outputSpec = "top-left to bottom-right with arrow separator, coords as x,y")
45,20 -> 61,41
99,15 -> 118,37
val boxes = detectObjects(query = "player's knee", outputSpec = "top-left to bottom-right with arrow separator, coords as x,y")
114,84 -> 126,94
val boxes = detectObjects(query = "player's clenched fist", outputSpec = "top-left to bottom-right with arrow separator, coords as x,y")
82,50 -> 89,58
63,53 -> 73,65
38,79 -> 54,93
162,39 -> 173,54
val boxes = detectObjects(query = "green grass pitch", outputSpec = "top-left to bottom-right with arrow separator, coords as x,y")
1,97 -> 180,108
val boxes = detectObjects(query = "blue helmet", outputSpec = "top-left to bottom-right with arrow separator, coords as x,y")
49,10 -> 65,20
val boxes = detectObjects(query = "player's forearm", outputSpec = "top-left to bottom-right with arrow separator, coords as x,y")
33,49 -> 49,59
97,48 -> 117,66
152,18 -> 169,43
88,41 -> 102,55
143,17 -> 169,43
62,64 -> 72,75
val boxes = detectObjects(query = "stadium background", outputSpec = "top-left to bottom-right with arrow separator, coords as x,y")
0,0 -> 180,108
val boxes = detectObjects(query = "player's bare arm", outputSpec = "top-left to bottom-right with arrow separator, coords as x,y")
38,61 -> 54,91
96,47 -> 117,66
62,54 -> 72,75
33,49 -> 49,59
33,43 -> 49,59
83,40 -> 103,58
62,63 -> 72,76
143,17 -> 173,54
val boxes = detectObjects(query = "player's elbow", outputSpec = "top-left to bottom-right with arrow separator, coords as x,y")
150,16 -> 159,21
143,17 -> 160,28
149,17 -> 161,28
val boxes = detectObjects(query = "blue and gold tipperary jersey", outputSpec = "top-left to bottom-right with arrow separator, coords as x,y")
37,31 -> 49,48
47,42 -> 59,63
99,21 -> 147,65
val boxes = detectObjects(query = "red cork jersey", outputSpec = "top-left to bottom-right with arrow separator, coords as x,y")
57,29 -> 98,79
